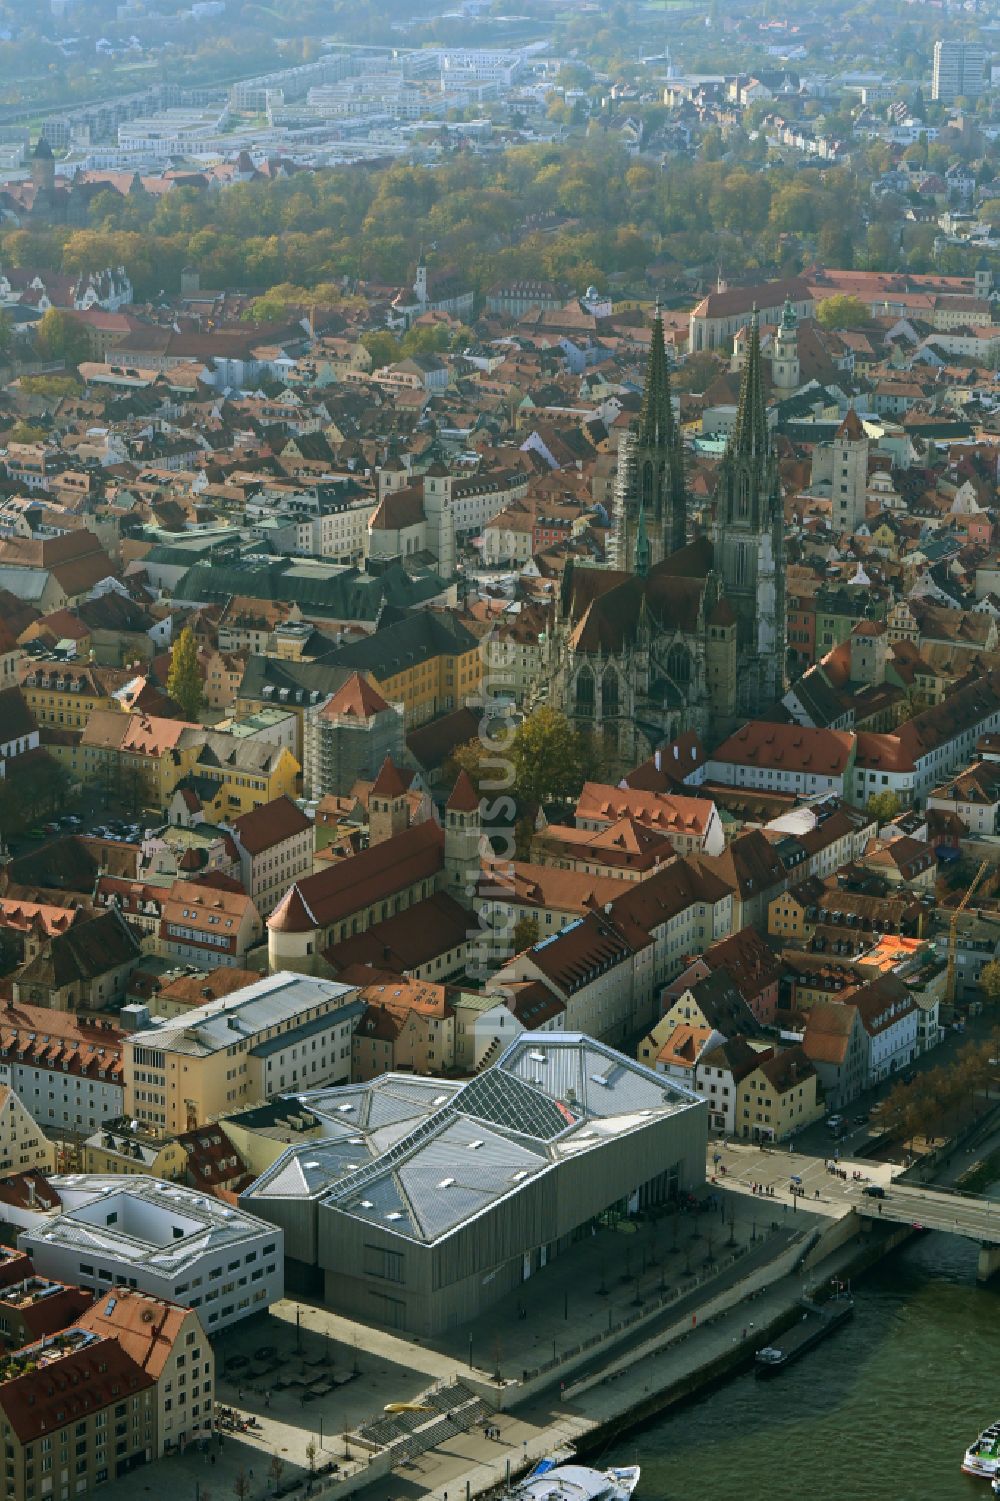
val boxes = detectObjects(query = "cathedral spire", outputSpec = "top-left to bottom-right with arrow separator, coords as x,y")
634,493 -> 651,579
638,301 -> 674,448
732,307 -> 769,459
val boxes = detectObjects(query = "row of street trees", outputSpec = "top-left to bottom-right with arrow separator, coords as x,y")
881,1041 -> 996,1148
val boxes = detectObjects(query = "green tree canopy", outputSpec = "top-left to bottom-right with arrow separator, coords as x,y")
361,329 -> 401,368
510,707 -> 599,808
8,420 -> 47,443
979,960 -> 1000,1006
816,294 -> 874,330
867,790 -> 902,823
33,307 -> 90,366
512,913 -> 540,953
166,627 -> 203,723
19,374 -> 81,398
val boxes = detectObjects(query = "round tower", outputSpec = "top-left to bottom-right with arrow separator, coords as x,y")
30,137 -> 55,194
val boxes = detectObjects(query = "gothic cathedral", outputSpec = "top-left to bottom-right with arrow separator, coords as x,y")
549,307 -> 786,770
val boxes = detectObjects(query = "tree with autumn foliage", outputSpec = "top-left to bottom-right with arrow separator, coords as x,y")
166,627 -> 203,722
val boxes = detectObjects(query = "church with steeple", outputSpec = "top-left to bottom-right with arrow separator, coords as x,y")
547,308 -> 786,769
611,302 -> 687,571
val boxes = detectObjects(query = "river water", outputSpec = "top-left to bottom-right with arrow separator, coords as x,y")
607,1219 -> 1000,1501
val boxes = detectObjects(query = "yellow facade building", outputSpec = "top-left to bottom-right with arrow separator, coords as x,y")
19,661 -> 122,731
187,733 -> 301,820
329,611 -> 482,728
80,710 -> 203,809
737,1045 -> 823,1142
78,713 -> 300,816
123,972 -> 362,1137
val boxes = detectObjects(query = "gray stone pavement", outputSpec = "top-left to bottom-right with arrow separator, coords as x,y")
92,1182 -> 807,1501
712,1139 -> 894,1213
372,1231 -> 865,1501
428,1184 -> 798,1383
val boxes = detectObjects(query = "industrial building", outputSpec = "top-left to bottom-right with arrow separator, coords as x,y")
241,1034 -> 706,1334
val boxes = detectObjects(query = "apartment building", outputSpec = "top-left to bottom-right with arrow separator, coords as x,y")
0,1327 -> 155,1500
122,972 -> 362,1136
932,39 -> 988,102
228,796 -> 314,918
0,1275 -> 93,1349
158,879 -> 262,970
736,1045 -> 823,1142
0,1089 -> 54,1178
18,662 -> 124,732
76,1289 -> 214,1456
0,1005 -> 124,1134
705,722 -> 857,799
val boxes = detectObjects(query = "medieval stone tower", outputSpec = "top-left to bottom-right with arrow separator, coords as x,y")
710,311 -> 786,717
612,306 -> 686,572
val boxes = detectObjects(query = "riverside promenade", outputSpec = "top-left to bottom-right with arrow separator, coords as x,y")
93,1121 -> 1000,1501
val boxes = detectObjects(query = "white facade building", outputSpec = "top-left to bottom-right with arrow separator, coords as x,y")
19,1176 -> 284,1332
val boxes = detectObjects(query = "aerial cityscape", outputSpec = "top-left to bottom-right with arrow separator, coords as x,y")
0,1 -> 996,1499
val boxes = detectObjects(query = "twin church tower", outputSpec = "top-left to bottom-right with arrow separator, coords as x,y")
550,305 -> 786,766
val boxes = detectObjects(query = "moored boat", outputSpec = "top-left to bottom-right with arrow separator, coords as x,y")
754,1294 -> 853,1377
963,1420 -> 1000,1479
509,1458 -> 640,1500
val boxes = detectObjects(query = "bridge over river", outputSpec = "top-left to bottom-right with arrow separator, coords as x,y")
854,1180 -> 1000,1279
710,1140 -> 1000,1282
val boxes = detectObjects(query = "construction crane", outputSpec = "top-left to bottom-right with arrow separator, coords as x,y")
946,858 -> 990,1009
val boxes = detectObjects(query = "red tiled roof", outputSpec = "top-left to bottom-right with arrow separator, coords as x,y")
231,794 -> 311,854
713,722 -> 855,775
320,671 -> 392,720
76,1289 -> 192,1379
576,782 -> 715,836
370,755 -> 408,799
324,891 -> 471,974
268,821 -> 444,934
0,1335 -> 154,1444
837,407 -> 866,441
446,770 -> 479,814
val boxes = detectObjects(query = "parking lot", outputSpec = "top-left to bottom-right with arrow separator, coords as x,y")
6,803 -> 163,856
